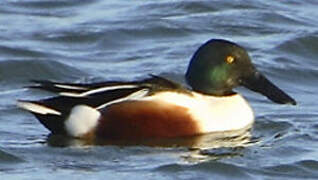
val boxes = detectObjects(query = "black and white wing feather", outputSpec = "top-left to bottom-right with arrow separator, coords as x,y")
18,75 -> 188,134
19,75 -> 188,113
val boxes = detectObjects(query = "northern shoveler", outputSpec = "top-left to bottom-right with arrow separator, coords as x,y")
17,39 -> 296,141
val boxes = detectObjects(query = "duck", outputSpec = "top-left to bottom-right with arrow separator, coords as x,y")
17,39 -> 296,141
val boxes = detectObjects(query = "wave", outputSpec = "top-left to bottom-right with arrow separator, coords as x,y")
0,60 -> 86,86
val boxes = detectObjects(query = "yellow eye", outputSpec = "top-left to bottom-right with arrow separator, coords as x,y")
226,56 -> 235,64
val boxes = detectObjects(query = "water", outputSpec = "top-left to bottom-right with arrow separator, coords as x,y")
1,0 -> 318,179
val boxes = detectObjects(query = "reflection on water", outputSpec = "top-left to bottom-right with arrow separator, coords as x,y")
47,125 -> 255,149
46,126 -> 256,164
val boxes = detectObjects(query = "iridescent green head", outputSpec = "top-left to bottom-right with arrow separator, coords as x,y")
186,39 -> 296,105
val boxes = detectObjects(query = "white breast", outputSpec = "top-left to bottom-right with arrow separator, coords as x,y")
143,92 -> 254,133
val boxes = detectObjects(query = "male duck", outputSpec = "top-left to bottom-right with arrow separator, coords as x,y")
18,39 -> 296,140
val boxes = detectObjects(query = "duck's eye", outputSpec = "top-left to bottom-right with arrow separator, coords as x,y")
226,56 -> 235,64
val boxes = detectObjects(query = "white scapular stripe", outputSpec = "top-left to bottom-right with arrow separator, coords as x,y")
65,105 -> 101,137
54,84 -> 88,90
17,101 -> 61,115
59,85 -> 139,97
96,88 -> 149,109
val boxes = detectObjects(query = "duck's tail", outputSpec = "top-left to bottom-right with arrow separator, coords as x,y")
17,100 -> 67,134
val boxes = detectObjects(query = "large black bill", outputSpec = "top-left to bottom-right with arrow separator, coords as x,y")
241,71 -> 296,105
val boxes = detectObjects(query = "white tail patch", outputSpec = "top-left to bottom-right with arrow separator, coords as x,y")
96,88 -> 149,109
59,85 -> 138,97
65,105 -> 101,138
17,101 -> 61,115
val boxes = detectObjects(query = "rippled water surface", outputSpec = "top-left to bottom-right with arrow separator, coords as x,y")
1,0 -> 318,179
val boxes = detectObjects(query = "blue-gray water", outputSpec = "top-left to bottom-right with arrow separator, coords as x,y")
0,0 -> 318,179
